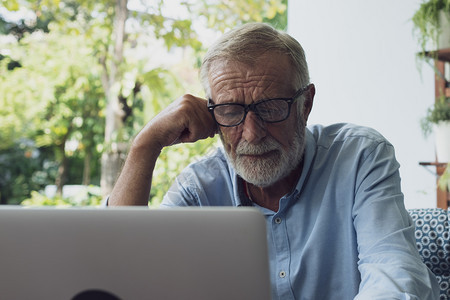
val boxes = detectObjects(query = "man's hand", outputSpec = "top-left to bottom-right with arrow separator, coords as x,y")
108,94 -> 217,206
133,94 -> 217,153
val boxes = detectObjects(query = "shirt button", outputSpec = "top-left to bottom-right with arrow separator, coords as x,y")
279,271 -> 286,278
274,217 -> 282,224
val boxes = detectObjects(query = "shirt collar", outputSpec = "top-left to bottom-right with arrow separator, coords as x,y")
292,127 -> 317,196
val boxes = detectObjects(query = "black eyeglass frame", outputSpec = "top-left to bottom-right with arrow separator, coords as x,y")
207,84 -> 310,127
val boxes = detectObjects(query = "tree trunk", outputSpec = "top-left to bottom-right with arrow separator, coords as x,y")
82,150 -> 91,186
100,0 -> 128,197
55,141 -> 68,196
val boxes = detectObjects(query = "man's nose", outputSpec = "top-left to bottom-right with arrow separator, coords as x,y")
241,111 -> 266,144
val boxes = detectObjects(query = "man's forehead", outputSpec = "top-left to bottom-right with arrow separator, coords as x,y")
208,54 -> 295,101
209,52 -> 291,74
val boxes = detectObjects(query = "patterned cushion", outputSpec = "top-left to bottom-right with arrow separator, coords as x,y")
408,208 -> 450,299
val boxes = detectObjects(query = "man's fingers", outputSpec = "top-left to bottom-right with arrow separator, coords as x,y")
143,94 -> 217,147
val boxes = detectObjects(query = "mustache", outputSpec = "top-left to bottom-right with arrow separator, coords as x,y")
235,138 -> 280,155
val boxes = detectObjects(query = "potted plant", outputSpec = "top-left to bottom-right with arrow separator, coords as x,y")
412,0 -> 450,51
421,97 -> 450,162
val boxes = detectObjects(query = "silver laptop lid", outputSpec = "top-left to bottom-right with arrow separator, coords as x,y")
0,206 -> 271,300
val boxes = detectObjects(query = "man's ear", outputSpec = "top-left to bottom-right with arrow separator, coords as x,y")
302,84 -> 315,125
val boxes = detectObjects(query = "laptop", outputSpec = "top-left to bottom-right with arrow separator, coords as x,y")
0,206 -> 271,300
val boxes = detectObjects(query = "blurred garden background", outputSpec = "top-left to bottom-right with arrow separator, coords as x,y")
0,0 -> 287,206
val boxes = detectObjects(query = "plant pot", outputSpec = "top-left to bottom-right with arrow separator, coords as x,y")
438,11 -> 450,49
433,120 -> 450,162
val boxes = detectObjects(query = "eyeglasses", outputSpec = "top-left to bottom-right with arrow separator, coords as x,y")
207,85 -> 310,127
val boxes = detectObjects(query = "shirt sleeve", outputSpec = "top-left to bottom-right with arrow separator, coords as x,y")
352,141 -> 439,299
160,148 -> 239,208
161,174 -> 198,207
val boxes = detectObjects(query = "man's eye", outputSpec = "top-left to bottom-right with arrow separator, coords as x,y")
258,104 -> 284,115
216,106 -> 243,117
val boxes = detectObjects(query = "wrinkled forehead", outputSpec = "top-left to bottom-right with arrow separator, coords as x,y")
208,53 -> 297,104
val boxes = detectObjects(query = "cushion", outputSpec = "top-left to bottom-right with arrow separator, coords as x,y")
408,208 -> 450,299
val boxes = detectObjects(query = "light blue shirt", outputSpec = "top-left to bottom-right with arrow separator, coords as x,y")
161,123 -> 439,300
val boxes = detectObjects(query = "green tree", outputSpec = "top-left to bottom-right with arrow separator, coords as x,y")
193,0 -> 287,31
3,0 -> 204,197
1,23 -> 105,195
0,0 -> 287,205
0,141 -> 57,204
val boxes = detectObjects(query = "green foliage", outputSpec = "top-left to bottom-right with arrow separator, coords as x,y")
192,0 -> 287,32
412,0 -> 450,51
1,0 -> 20,11
0,138 -> 101,205
0,11 -> 51,40
22,186 -> 103,207
438,164 -> 450,191
421,97 -> 450,136
0,140 -> 57,204
0,56 -> 49,150
0,0 -> 288,206
0,22 -> 106,191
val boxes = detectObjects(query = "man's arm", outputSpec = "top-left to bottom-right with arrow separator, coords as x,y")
108,94 -> 217,206
353,142 -> 439,299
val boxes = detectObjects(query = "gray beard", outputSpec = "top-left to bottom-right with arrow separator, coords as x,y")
221,124 -> 306,188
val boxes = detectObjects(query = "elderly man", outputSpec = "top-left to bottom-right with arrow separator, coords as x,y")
109,23 -> 438,299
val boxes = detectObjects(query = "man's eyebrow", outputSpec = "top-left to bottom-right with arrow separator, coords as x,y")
259,91 -> 271,100
257,87 -> 292,100
212,97 -> 243,104
211,90 -> 287,105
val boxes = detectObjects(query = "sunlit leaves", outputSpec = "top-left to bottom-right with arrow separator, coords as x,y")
1,0 -> 20,11
0,0 -> 288,204
192,0 -> 287,32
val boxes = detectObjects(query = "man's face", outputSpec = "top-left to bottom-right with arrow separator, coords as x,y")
208,53 -> 309,187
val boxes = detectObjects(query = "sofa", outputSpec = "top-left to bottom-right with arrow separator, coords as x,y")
408,208 -> 450,299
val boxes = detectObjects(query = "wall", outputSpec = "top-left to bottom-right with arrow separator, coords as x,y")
288,0 -> 438,208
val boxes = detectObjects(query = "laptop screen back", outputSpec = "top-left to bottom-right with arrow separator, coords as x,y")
0,206 -> 271,300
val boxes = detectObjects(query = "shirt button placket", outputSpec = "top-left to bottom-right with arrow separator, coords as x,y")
275,217 -> 286,279
272,215 -> 293,299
